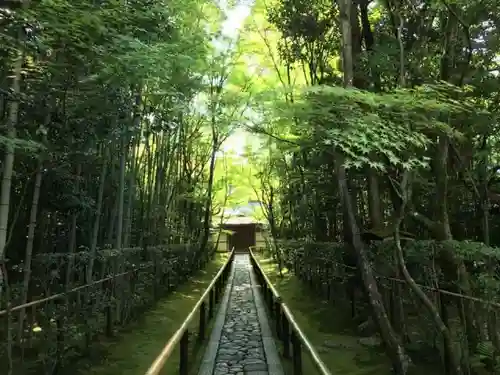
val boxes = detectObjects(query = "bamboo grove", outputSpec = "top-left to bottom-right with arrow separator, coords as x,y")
2,0 -> 500,374
245,0 -> 500,374
0,0 -> 248,373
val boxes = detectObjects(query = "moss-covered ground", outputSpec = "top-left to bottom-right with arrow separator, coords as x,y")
254,253 -> 440,375
77,252 -> 229,375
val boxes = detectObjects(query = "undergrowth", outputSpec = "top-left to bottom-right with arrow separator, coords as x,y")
76,252 -> 229,375
254,253 -> 440,375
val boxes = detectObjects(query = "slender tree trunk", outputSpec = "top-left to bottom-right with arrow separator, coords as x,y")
0,30 -> 24,305
18,161 -> 43,341
114,131 -> 127,322
199,137 -> 218,255
123,137 -> 138,248
65,163 -> 82,288
106,183 -> 119,246
394,172 -> 462,375
87,146 -> 109,282
338,0 -> 408,373
152,132 -> 165,240
116,133 -> 127,251
335,157 -> 409,374
367,170 -> 383,228
144,131 -> 154,247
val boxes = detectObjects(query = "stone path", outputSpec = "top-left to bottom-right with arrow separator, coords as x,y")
198,254 -> 283,375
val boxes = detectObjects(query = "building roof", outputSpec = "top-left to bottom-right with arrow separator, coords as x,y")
212,215 -> 267,227
223,216 -> 266,225
212,201 -> 266,227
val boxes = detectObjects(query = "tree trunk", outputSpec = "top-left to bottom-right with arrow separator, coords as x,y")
367,170 -> 383,228
395,172 -> 462,375
18,161 -> 43,341
335,156 -> 409,374
199,122 -> 218,255
338,0 -> 408,372
116,133 -> 127,251
87,146 -> 109,282
0,29 -> 24,305
65,163 -> 82,288
123,137 -> 138,248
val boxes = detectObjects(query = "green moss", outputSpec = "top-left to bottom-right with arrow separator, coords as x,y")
78,253 -> 229,375
255,254 -> 390,375
256,254 -> 443,375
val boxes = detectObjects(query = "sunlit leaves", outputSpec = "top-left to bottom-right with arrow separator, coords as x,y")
269,83 -> 480,171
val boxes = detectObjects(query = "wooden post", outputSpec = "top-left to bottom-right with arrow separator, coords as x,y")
179,330 -> 189,375
292,330 -> 302,375
198,302 -> 206,343
282,314 -> 290,358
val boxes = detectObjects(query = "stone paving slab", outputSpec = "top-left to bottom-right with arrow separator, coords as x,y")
198,254 -> 284,375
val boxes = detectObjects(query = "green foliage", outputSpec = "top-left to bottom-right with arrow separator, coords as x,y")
1,245 -> 208,374
277,240 -> 500,370
0,0 -> 241,373
271,83 -> 485,171
238,0 -> 500,373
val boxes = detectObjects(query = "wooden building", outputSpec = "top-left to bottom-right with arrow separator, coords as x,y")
212,216 -> 267,253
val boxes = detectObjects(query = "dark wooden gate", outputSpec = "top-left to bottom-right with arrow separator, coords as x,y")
226,224 -> 256,253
